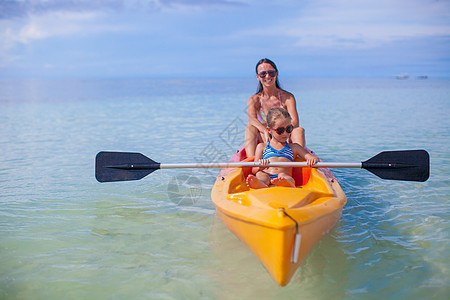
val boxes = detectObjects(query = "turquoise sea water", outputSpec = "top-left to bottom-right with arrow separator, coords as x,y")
0,78 -> 449,299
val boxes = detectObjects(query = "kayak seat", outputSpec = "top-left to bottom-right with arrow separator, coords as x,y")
292,165 -> 311,187
241,156 -> 254,179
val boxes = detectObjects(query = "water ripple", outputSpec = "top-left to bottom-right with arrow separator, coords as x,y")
1,78 -> 449,299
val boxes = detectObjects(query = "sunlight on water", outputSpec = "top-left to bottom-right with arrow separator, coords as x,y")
0,78 -> 449,299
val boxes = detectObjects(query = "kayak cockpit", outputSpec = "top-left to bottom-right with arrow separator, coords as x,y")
236,157 -> 312,188
224,158 -> 336,210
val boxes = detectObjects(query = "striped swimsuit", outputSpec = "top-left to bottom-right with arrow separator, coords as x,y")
262,141 -> 294,179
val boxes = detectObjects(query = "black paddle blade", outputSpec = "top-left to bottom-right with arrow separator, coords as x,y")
362,150 -> 429,182
95,152 -> 161,182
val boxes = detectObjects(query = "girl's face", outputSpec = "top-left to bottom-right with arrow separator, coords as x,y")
257,63 -> 278,88
268,117 -> 292,142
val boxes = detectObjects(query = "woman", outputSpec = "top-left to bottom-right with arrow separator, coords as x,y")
245,58 -> 305,157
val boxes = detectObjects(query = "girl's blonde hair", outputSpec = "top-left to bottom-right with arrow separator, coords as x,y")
266,107 -> 291,128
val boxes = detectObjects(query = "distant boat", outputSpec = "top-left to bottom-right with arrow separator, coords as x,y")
396,74 -> 409,79
417,75 -> 428,79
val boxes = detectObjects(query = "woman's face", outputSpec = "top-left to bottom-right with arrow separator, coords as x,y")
257,63 -> 278,88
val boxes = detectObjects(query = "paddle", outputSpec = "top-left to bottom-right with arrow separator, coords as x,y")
95,150 -> 429,183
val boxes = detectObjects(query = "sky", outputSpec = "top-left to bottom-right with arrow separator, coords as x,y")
0,0 -> 449,78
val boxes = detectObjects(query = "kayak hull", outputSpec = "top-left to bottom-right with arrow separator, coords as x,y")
211,147 -> 347,286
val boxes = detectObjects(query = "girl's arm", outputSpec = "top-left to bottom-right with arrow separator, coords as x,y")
292,143 -> 318,167
252,143 -> 266,174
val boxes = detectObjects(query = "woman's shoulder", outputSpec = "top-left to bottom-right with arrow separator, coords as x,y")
248,93 -> 261,101
248,93 -> 262,106
280,89 -> 295,100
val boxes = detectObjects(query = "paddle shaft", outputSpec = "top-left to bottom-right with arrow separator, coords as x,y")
160,162 -> 361,169
110,162 -> 362,170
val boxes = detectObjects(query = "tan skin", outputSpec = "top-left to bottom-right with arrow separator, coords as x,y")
246,116 -> 318,189
245,63 -> 306,157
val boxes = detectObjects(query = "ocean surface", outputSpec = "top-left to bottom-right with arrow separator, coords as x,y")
0,78 -> 449,299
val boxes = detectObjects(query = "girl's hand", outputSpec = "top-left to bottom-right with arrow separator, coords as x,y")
258,158 -> 270,169
305,153 -> 319,167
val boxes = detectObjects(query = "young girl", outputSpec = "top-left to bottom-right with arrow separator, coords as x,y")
246,107 -> 318,189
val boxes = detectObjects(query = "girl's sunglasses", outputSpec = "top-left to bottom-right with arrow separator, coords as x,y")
258,70 -> 277,78
271,125 -> 294,135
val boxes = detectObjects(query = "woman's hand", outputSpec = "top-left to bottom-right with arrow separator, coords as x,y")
262,130 -> 271,143
305,153 -> 319,167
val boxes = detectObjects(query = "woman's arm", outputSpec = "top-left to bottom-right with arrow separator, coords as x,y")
284,92 -> 300,127
247,95 -> 268,133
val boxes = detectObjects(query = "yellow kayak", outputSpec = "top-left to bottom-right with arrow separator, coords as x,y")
210,148 -> 347,286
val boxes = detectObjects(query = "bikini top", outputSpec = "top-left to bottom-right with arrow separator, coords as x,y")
262,141 -> 294,162
257,90 -> 282,124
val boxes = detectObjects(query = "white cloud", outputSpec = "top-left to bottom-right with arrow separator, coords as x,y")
0,11 -> 98,51
0,0 -> 448,76
20,11 -> 130,43
292,0 -> 449,47
231,0 -> 450,50
0,10 -> 136,67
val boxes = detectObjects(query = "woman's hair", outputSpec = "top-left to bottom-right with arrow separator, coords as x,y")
266,107 -> 291,128
255,58 -> 282,93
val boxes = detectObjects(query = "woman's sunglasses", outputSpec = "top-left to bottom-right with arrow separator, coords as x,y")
271,125 -> 294,135
258,70 -> 277,78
